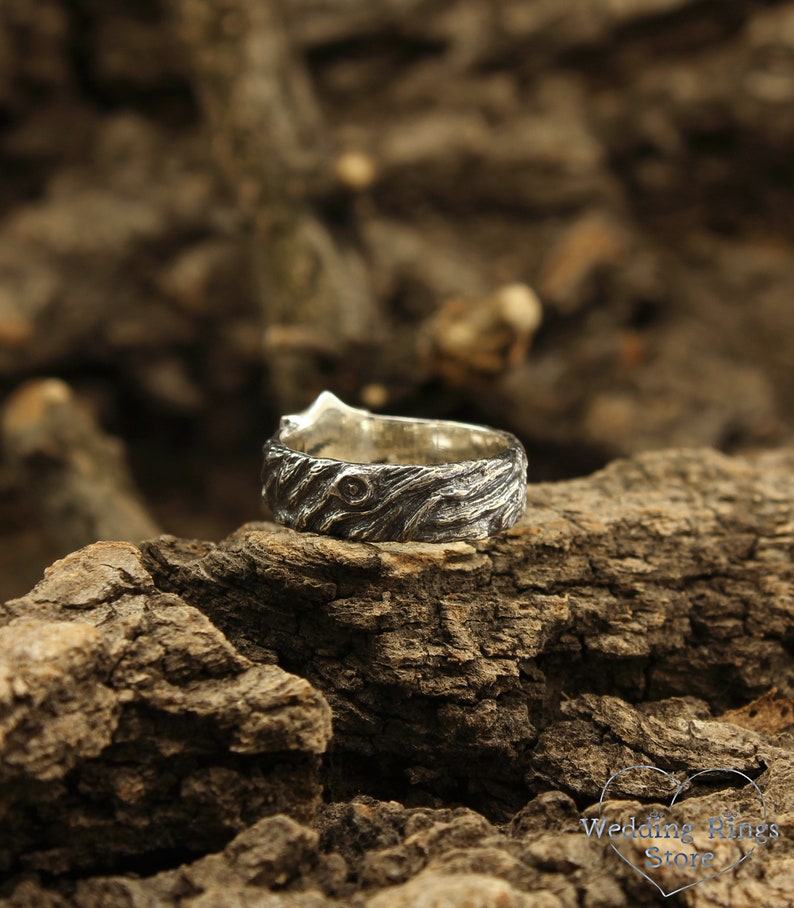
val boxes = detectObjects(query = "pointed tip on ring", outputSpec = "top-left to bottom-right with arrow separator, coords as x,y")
289,390 -> 366,430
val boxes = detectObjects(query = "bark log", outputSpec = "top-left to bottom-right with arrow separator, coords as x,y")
0,541 -> 332,875
141,446 -> 794,818
1,446 -> 792,906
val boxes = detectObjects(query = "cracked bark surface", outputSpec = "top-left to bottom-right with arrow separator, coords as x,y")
142,446 -> 794,818
1,446 -> 793,906
0,541 -> 332,876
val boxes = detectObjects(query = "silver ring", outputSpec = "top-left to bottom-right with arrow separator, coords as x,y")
261,392 -> 527,542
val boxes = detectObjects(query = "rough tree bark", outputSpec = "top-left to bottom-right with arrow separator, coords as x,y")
142,446 -> 794,817
1,446 -> 793,906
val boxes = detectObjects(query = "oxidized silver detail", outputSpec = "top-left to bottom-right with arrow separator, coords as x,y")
261,392 -> 527,542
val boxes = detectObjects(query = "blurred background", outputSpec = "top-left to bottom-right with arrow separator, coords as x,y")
1,0 -> 793,599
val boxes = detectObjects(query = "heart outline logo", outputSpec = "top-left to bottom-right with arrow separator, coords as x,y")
597,765 -> 767,898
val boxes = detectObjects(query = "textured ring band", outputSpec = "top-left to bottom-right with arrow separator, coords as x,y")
261,392 -> 527,542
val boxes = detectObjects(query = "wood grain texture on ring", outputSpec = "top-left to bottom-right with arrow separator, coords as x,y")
261,393 -> 528,542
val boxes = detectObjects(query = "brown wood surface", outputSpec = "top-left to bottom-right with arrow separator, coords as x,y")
2,447 -> 793,905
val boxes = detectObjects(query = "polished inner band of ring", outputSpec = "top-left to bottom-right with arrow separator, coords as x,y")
282,400 -> 509,466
